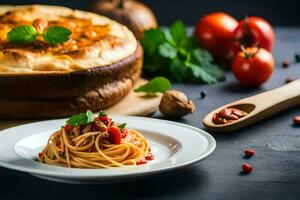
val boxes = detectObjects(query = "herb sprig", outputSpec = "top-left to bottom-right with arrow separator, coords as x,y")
141,20 -> 225,84
66,110 -> 94,126
7,24 -> 71,45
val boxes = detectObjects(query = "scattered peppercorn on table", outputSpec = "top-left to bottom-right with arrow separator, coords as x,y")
0,28 -> 300,200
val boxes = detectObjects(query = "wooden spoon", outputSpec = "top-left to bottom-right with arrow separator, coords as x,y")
203,79 -> 300,133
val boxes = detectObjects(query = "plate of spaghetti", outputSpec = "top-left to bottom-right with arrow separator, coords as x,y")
0,111 -> 216,184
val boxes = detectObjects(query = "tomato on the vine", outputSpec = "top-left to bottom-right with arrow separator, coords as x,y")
232,47 -> 275,87
233,16 -> 275,53
194,12 -> 238,60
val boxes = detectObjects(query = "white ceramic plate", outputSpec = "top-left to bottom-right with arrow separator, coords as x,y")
0,116 -> 216,184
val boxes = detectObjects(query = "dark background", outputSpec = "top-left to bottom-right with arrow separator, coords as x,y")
1,1 -> 300,200
1,0 -> 299,26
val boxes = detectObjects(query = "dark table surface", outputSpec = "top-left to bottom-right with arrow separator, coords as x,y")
1,27 -> 300,200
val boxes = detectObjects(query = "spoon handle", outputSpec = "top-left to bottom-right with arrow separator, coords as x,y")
246,79 -> 300,112
246,80 -> 300,110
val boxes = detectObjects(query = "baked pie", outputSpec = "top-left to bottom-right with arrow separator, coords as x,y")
0,5 -> 143,119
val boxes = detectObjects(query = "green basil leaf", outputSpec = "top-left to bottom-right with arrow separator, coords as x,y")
99,110 -> 106,116
86,110 -> 94,123
170,20 -> 187,46
118,123 -> 127,131
66,110 -> 94,126
192,49 -> 225,81
170,58 -> 188,82
7,25 -> 37,44
141,20 -> 225,85
141,29 -> 166,55
163,29 -> 176,46
159,42 -> 177,59
192,48 -> 213,65
202,64 -> 226,81
186,62 -> 218,84
134,77 -> 171,93
181,36 -> 197,50
43,26 -> 71,45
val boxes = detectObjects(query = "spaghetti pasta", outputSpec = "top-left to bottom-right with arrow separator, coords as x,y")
38,111 -> 153,168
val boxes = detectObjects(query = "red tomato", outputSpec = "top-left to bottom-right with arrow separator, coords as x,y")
195,12 -> 238,59
64,124 -> 72,132
233,16 -> 275,53
232,47 -> 275,87
107,127 -> 122,144
97,115 -> 110,124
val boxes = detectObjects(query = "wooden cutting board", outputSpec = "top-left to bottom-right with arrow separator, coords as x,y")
0,79 -> 162,131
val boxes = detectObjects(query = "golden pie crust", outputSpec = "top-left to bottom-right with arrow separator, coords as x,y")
0,5 -> 137,74
0,5 -> 143,119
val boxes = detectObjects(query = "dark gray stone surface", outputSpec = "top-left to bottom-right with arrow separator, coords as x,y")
1,28 -> 300,200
